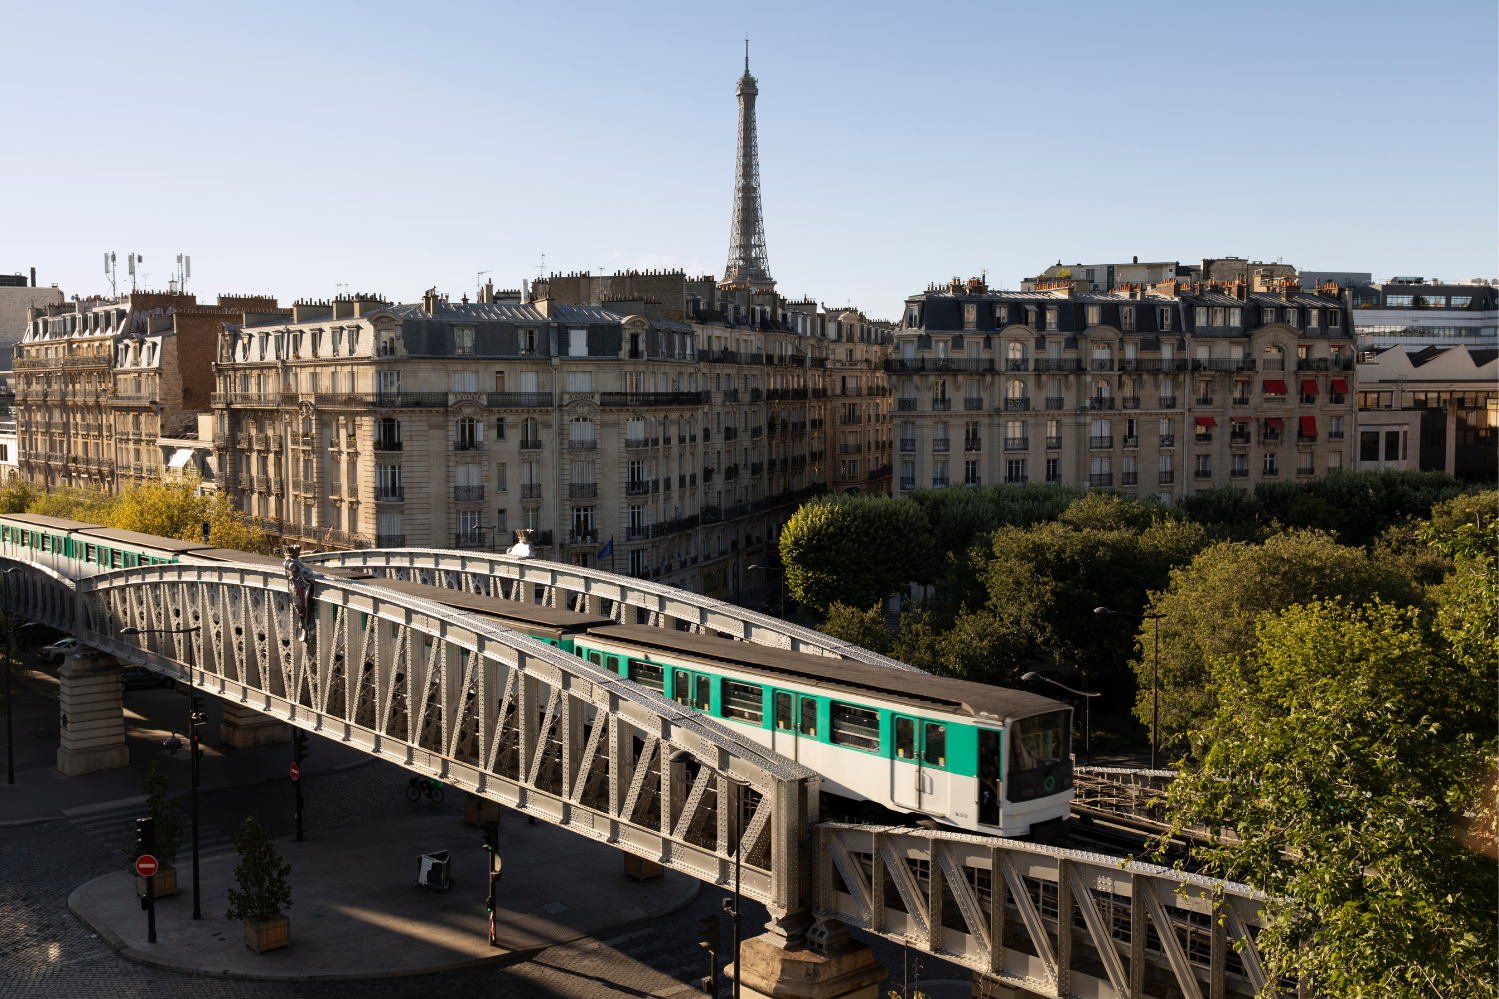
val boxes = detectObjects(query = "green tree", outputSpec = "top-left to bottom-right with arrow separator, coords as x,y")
1131,529 -> 1422,753
124,761 -> 182,867
817,602 -> 893,656
891,606 -> 1028,687
780,495 -> 932,617
1156,600 -> 1497,997
0,473 -> 35,514
226,816 -> 293,921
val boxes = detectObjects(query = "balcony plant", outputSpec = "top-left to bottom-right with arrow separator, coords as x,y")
226,816 -> 292,954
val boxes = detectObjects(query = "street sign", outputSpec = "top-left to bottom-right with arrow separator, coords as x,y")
135,854 -> 159,878
290,762 -> 300,781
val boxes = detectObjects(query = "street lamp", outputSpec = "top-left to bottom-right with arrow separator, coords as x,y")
1094,607 -> 1165,769
2,566 -> 20,785
747,564 -> 784,618
1021,672 -> 1100,765
667,748 -> 751,999
122,624 -> 204,919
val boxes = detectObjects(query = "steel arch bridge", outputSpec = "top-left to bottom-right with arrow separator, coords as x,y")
3,551 -> 1282,999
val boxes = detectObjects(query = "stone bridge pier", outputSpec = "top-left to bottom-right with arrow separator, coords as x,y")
56,652 -> 129,776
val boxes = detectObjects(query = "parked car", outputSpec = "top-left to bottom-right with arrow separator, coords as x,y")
14,622 -> 68,649
121,666 -> 174,690
38,638 -> 79,664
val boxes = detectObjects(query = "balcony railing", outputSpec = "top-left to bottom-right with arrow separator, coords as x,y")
963,397 -> 984,411
1195,469 -> 1214,479
1159,434 -> 1175,447
375,486 -> 405,501
1046,396 -> 1064,409
376,534 -> 406,547
1263,466 -> 1280,477
1230,467 -> 1249,478
1088,397 -> 1115,410
1036,359 -> 1083,373
1121,471 -> 1138,485
1297,432 -> 1318,443
1003,398 -> 1030,411
965,438 -> 982,451
599,391 -> 708,407
900,477 -> 915,490
453,532 -> 487,549
1003,475 -> 1026,485
1230,433 -> 1252,445
372,392 -> 448,408
373,439 -> 402,451
519,438 -> 542,450
488,392 -> 551,407
454,440 -> 483,452
932,476 -> 949,488
933,439 -> 950,452
1195,396 -> 1213,406
1195,432 -> 1213,444
569,483 -> 597,499
1159,396 -> 1177,408
454,485 -> 485,501
1090,436 -> 1113,449
899,439 -> 915,452
1158,471 -> 1174,484
1122,435 -> 1138,448
521,484 -> 541,498
930,399 -> 950,411
1089,473 -> 1112,487
1046,436 -> 1062,449
897,398 -> 918,411
1297,465 -> 1316,476
1004,437 -> 1027,451
1121,398 -> 1140,410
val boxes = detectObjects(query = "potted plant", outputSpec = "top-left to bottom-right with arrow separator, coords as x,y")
125,762 -> 180,897
463,791 -> 500,827
226,816 -> 293,953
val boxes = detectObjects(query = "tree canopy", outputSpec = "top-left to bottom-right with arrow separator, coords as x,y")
779,494 -> 931,616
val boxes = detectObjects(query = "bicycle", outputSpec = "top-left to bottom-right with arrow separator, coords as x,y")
405,776 -> 445,803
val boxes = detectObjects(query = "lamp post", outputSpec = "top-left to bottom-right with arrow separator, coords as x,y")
122,624 -> 203,919
3,567 -> 20,785
1094,607 -> 1164,769
747,564 -> 784,618
1021,671 -> 1100,765
667,748 -> 750,999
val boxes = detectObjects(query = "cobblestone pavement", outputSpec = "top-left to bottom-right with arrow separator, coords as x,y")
0,757 -> 954,999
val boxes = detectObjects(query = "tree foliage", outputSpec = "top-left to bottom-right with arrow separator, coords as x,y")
0,473 -> 36,514
779,495 -> 931,617
1156,600 -> 1497,998
226,816 -> 293,921
818,602 -> 893,656
6,476 -> 266,555
124,761 -> 182,868
1131,530 -> 1423,753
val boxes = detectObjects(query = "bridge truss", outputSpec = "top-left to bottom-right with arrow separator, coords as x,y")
3,551 -> 1284,998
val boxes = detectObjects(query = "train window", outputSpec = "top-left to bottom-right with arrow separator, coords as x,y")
606,656 -> 620,674
1,527 -> 8,542
894,718 -> 916,760
694,675 -> 711,712
628,660 -> 664,692
1011,711 -> 1070,772
674,670 -> 692,706
774,692 -> 794,731
588,652 -> 602,667
40,535 -> 51,552
924,723 -> 947,768
721,681 -> 763,723
84,544 -> 95,563
111,550 -> 122,568
831,702 -> 880,752
799,697 -> 818,737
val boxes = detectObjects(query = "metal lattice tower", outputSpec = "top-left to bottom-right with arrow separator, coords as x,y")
723,43 -> 774,290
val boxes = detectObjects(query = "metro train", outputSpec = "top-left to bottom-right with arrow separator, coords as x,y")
0,511 -> 1075,838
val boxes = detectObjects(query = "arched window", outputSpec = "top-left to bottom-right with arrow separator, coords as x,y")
570,416 -> 596,448
1091,342 -> 1113,371
1093,378 -> 1112,399
1006,378 -> 1028,400
456,417 -> 481,450
375,417 -> 400,450
1006,341 -> 1028,371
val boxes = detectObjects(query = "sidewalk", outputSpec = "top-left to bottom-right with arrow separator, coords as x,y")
69,812 -> 700,980
1,652 -> 370,825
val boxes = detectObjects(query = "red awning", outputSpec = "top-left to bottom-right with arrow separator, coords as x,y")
1330,378 -> 1349,393
1301,379 -> 1320,394
1263,379 -> 1288,394
1300,416 -> 1318,435
1265,417 -> 1285,428
1195,417 -> 1218,427
1231,415 -> 1252,423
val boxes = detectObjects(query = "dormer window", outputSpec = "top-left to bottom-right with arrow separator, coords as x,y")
1120,307 -> 1136,332
1044,308 -> 1059,331
379,330 -> 398,356
906,305 -> 920,327
1306,309 -> 1319,328
1158,307 -> 1172,330
520,329 -> 537,355
1328,310 -> 1341,328
1086,306 -> 1101,326
331,329 -> 343,355
1229,308 -> 1242,327
995,304 -> 1008,325
963,304 -> 976,329
455,327 -> 475,355
1194,307 -> 1208,326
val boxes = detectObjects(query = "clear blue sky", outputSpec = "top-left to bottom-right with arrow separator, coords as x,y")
3,0 -> 1494,319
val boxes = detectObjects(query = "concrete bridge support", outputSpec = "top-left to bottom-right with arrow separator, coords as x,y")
219,700 -> 291,749
56,653 -> 129,776
729,917 -> 887,999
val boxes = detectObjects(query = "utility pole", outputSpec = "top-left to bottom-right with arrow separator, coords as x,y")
293,730 -> 307,841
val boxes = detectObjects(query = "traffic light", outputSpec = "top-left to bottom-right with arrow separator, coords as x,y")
481,820 -> 499,853
699,914 -> 721,955
293,729 -> 309,764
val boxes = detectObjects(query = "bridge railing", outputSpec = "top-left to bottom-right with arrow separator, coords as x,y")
9,557 -> 820,919
816,822 -> 1275,999
299,548 -> 923,672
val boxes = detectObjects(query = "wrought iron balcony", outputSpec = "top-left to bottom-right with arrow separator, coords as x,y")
570,483 -> 598,499
454,485 -> 485,502
1090,436 -> 1113,449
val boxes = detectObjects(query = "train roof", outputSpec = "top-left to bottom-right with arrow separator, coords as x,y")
75,527 -> 214,553
585,624 -> 1065,724
361,576 -> 612,635
1,513 -> 102,532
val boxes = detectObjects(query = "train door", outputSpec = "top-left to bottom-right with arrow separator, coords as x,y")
771,689 -> 798,759
891,715 -> 921,810
977,728 -> 1002,826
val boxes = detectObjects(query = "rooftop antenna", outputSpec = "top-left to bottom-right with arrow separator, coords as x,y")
336,283 -> 349,297
536,252 -> 546,281
105,252 -> 117,297
476,270 -> 491,299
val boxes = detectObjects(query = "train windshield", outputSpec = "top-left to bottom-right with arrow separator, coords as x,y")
1010,710 -> 1070,772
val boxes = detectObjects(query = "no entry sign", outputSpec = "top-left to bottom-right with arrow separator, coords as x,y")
290,762 -> 300,781
135,854 -> 159,878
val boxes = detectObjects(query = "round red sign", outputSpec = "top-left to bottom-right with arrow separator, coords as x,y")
136,854 -> 159,878
290,762 -> 300,781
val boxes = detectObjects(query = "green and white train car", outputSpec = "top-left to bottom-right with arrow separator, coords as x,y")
573,624 -> 1075,839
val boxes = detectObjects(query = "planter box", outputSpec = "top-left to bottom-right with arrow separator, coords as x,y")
464,797 -> 501,827
245,914 -> 290,953
623,853 -> 663,882
134,863 -> 177,898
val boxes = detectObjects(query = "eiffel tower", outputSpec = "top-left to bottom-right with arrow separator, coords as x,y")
723,42 -> 774,291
